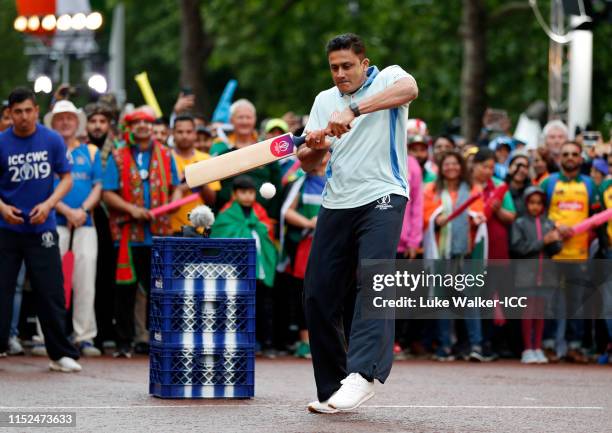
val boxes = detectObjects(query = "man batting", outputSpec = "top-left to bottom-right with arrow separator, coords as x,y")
298,33 -> 418,413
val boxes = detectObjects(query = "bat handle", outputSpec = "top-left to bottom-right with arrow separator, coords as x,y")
292,134 -> 306,147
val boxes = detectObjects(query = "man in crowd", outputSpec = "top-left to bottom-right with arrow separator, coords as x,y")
84,102 -> 117,350
209,99 -> 282,217
1,101 -> 11,131
40,100 -> 102,357
102,109 -> 179,358
152,117 -> 170,146
542,120 -> 568,169
170,114 -> 220,234
0,88 -> 81,372
540,141 -> 597,363
408,134 -> 436,183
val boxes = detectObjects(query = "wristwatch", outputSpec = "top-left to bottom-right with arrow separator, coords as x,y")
349,102 -> 361,117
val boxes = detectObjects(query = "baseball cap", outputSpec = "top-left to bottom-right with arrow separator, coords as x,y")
592,158 -> 609,176
407,134 -> 429,146
265,118 -> 289,134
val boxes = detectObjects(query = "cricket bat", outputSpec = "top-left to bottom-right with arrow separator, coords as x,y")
185,133 -> 306,188
62,227 -> 75,309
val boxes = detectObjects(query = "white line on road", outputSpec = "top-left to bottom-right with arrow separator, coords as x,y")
0,405 -> 605,410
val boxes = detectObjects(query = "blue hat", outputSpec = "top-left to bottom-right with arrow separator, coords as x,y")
592,158 -> 609,176
489,136 -> 516,152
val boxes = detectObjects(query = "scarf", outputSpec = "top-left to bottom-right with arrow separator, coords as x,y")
210,201 -> 278,287
438,182 -> 470,258
111,142 -> 173,284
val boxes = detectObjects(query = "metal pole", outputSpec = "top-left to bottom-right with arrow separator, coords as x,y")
62,53 -> 70,84
548,0 -> 564,120
109,3 -> 126,105
567,15 -> 592,138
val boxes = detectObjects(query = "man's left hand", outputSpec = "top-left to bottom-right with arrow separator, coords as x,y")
325,107 -> 355,138
29,201 -> 52,225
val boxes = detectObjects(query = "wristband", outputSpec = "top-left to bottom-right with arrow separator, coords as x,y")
349,102 -> 361,117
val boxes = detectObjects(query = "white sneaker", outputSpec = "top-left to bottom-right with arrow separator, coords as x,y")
31,343 -> 48,357
49,357 -> 82,373
307,400 -> 339,414
328,373 -> 375,411
533,349 -> 549,364
521,349 -> 538,364
7,336 -> 24,355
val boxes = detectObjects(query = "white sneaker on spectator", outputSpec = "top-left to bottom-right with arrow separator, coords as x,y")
307,400 -> 339,414
7,336 -> 24,356
521,349 -> 538,364
49,357 -> 82,373
328,373 -> 375,411
79,342 -> 101,357
533,349 -> 548,364
31,343 -> 48,357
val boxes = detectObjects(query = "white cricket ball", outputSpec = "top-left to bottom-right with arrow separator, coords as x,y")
259,182 -> 276,199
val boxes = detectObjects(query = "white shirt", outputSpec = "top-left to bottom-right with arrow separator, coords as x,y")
305,65 -> 412,209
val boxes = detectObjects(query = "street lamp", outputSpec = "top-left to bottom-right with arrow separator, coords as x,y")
34,75 -> 52,94
88,74 -> 108,94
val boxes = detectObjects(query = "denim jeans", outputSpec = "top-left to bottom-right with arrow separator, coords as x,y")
10,262 -> 26,338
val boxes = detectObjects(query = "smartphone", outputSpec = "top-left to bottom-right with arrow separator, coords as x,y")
181,86 -> 193,96
582,131 -> 601,147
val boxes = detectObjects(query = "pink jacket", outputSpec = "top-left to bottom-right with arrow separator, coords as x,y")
397,155 -> 424,252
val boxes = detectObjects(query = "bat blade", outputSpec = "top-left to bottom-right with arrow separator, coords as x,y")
62,250 -> 74,309
185,133 -> 305,188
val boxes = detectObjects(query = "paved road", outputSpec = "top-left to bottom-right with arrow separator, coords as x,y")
1,356 -> 610,432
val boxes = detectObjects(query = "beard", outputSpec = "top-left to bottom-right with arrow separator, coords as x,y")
88,131 -> 107,147
560,161 -> 579,172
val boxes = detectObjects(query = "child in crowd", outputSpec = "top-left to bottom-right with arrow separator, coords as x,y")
210,176 -> 277,355
278,154 -> 328,358
510,186 -> 562,364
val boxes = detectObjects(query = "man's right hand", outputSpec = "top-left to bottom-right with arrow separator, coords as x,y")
174,93 -> 195,114
543,229 -> 561,244
130,205 -> 153,221
305,130 -> 331,151
0,203 -> 24,225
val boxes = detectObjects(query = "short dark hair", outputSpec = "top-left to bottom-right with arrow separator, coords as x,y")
154,116 -> 169,126
473,148 -> 495,164
233,175 -> 256,191
8,87 -> 36,107
174,114 -> 195,127
326,33 -> 366,58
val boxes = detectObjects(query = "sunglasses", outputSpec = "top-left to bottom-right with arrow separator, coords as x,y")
561,152 -> 580,157
513,163 -> 529,169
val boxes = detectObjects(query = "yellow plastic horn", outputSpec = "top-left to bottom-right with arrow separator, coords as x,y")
134,72 -> 162,117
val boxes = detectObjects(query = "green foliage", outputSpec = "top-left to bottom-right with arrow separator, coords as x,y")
0,0 -> 28,100
0,0 -> 610,135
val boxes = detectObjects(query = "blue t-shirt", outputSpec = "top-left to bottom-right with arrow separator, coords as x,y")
55,143 -> 103,227
103,144 -> 179,246
0,125 -> 71,233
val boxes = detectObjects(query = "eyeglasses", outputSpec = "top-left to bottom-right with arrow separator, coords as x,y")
561,152 -> 580,157
514,163 -> 529,170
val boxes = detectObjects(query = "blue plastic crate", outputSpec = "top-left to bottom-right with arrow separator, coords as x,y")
151,277 -> 256,296
150,383 -> 254,399
149,344 -> 254,387
149,344 -> 254,371
151,237 -> 257,292
150,329 -> 256,347
149,293 -> 255,333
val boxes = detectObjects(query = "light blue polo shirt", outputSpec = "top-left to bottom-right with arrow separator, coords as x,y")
55,143 -> 103,227
304,65 -> 412,209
